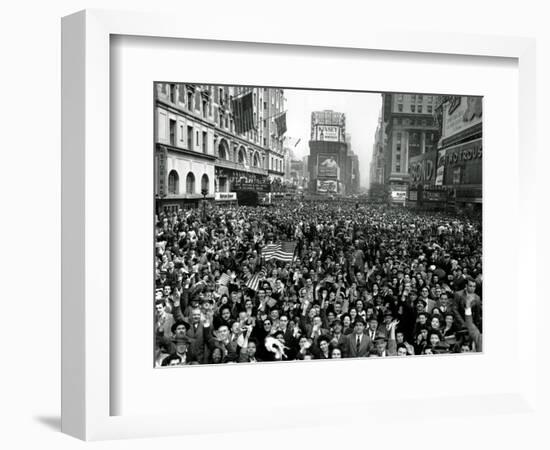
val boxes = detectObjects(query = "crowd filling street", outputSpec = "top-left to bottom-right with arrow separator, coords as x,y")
154,201 -> 482,366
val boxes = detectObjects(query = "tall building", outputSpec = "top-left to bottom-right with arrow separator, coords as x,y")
381,92 -> 440,204
368,113 -> 386,202
307,110 -> 348,195
154,84 -> 286,211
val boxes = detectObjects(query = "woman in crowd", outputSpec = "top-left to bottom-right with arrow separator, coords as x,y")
155,201 -> 482,366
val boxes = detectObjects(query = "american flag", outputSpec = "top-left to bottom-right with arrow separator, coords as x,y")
245,268 -> 267,291
218,273 -> 230,286
261,241 -> 297,262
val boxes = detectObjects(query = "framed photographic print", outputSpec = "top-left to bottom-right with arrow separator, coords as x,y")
62,8 -> 538,441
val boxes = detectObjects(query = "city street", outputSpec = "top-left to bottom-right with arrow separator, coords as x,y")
154,85 -> 483,366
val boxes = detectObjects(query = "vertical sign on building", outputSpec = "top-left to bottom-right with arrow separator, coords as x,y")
158,147 -> 168,197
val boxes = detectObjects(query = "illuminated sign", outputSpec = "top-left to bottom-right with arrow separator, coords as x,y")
317,180 -> 338,193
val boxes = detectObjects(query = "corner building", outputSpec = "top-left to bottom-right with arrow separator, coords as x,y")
381,93 -> 440,204
154,83 -> 286,211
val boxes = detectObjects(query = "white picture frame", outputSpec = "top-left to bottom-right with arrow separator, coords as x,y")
61,8 -> 539,441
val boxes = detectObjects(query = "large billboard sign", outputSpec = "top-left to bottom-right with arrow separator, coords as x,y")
442,96 -> 482,140
437,138 -> 482,186
391,190 -> 407,202
409,150 -> 438,185
315,125 -> 340,142
318,153 -> 340,178
317,180 -> 338,193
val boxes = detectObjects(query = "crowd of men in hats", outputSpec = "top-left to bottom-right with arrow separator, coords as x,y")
154,201 -> 482,366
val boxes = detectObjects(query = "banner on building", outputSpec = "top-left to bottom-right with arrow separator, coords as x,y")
318,154 -> 340,178
157,146 -> 168,197
317,180 -> 338,193
275,112 -> 287,136
232,91 -> 255,134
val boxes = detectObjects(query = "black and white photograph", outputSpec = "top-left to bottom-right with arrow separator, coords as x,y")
153,84 -> 483,367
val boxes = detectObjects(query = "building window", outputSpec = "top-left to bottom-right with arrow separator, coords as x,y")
168,170 -> 179,194
169,84 -> 176,103
427,96 -> 433,103
169,119 -> 176,146
264,101 -> 267,110
427,105 -> 433,113
396,144 -> 401,152
178,84 -> 185,103
186,172 -> 196,194
410,105 -> 416,113
397,132 -> 402,142
418,105 -> 423,113
187,125 -> 193,150
410,94 -> 416,102
396,154 -> 401,161
398,104 -> 403,112
201,174 -> 209,194
263,138 -> 267,146
202,131 -> 207,154
218,140 -> 229,160
397,94 -> 403,101
396,164 -> 401,172
418,95 -> 423,102
202,100 -> 207,118
187,92 -> 193,111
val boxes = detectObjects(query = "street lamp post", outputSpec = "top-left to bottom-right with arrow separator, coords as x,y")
201,188 -> 208,220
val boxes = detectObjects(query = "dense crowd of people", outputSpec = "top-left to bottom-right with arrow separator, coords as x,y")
154,201 -> 482,366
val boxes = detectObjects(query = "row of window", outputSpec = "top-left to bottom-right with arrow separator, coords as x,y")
167,171 -> 209,196
169,119 -> 208,154
270,156 -> 284,172
397,104 -> 433,113
162,84 -> 283,151
396,94 -> 434,103
396,131 -> 436,142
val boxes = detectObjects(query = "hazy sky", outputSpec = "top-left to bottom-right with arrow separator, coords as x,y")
283,89 -> 382,188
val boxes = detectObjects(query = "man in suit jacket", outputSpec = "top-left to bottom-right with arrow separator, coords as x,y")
329,319 -> 347,349
155,300 -> 175,338
173,302 -> 211,364
371,320 -> 399,357
305,315 -> 330,343
344,318 -> 371,358
453,278 -> 482,331
419,287 -> 437,313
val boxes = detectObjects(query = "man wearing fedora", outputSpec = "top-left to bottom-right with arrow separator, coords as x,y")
162,333 -> 196,366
